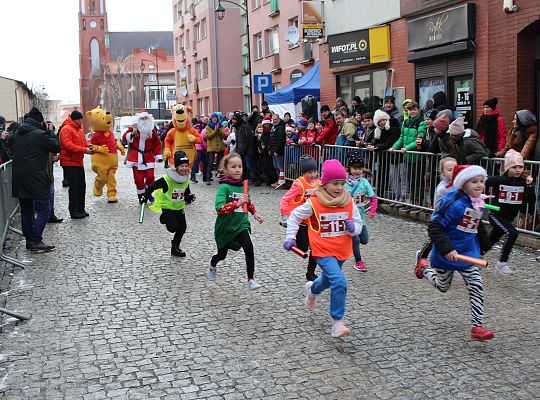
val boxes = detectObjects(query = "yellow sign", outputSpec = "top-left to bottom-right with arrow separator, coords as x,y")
369,26 -> 391,64
302,23 -> 324,39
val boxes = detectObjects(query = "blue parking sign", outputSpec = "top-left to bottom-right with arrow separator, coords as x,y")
253,74 -> 273,94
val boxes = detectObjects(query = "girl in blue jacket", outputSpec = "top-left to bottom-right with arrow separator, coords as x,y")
415,165 -> 494,341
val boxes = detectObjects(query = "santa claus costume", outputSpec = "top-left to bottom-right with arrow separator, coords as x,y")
123,112 -> 163,201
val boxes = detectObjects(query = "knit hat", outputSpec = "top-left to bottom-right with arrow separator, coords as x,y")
448,117 -> 465,136
27,107 -> 44,123
70,110 -> 84,120
174,150 -> 190,167
296,116 -> 308,127
424,109 -> 438,121
503,149 -> 524,173
373,109 -> 390,127
483,97 -> 498,110
449,164 -> 487,190
321,159 -> 347,185
346,149 -> 364,168
433,114 -> 450,131
300,155 -> 317,174
436,109 -> 453,122
210,112 -> 219,120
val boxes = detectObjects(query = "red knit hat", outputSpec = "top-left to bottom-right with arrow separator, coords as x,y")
321,159 -> 347,185
433,114 -> 450,131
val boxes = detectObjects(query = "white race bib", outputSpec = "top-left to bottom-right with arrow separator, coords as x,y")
319,211 -> 348,237
230,192 -> 244,213
499,185 -> 524,205
171,188 -> 185,202
456,207 -> 482,233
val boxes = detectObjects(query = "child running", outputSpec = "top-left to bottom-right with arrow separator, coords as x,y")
344,149 -> 377,272
284,159 -> 363,337
209,153 -> 264,289
485,150 -> 535,275
141,151 -> 195,257
416,157 -> 457,268
280,155 -> 321,281
415,165 -> 494,341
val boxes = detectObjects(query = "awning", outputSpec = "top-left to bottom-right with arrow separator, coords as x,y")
265,62 -> 320,105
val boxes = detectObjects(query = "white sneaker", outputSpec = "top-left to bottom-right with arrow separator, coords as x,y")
208,259 -> 217,281
305,281 -> 316,311
331,320 -> 351,338
247,279 -> 262,290
496,261 -> 513,275
415,250 -> 421,264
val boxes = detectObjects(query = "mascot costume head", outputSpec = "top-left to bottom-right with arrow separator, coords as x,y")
162,103 -> 202,167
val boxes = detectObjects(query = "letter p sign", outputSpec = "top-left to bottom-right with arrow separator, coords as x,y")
254,74 -> 273,94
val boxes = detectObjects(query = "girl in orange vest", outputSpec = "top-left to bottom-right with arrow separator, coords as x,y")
284,159 -> 363,337
279,155 -> 321,281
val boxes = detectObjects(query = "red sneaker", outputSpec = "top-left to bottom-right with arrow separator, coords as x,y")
414,259 -> 429,279
471,326 -> 494,341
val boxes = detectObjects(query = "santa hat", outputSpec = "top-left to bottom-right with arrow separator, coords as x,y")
503,149 -> 524,174
261,116 -> 272,125
321,159 -> 347,185
285,126 -> 296,133
448,164 -> 487,189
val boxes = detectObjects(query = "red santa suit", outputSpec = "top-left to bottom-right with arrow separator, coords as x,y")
123,112 -> 163,196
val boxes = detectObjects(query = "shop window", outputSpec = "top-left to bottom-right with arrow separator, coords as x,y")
338,69 -> 387,113
418,77 -> 445,111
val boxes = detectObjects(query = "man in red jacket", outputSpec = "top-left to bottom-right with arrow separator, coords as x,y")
315,105 -> 338,146
59,110 -> 93,219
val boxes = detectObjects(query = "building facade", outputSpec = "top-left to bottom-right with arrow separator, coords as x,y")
172,0 -> 244,116
0,76 -> 35,123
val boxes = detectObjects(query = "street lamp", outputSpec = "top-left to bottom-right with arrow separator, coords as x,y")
214,0 -> 252,110
139,56 -> 161,118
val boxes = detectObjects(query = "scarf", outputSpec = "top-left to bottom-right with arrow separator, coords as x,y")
469,194 -> 493,211
476,111 -> 499,153
315,186 -> 351,207
166,169 -> 189,183
346,174 -> 361,186
218,175 -> 243,186
207,120 -> 217,130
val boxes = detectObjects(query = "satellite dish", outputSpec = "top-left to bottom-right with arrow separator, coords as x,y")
180,86 -> 188,97
179,68 -> 187,79
285,26 -> 300,45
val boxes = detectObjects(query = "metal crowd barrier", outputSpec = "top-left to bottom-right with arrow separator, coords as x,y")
0,161 -> 27,268
283,143 -> 540,237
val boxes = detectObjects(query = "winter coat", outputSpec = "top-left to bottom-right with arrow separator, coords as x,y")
59,116 -> 89,167
428,189 -> 491,270
368,125 -> 400,151
438,129 -> 489,165
248,112 -> 262,131
316,114 -> 338,145
476,109 -> 506,154
206,124 -> 225,152
485,175 -> 535,221
12,118 -> 60,199
268,120 -> 287,155
496,110 -> 538,161
392,114 -> 426,162
235,122 -> 255,156
337,118 -> 358,143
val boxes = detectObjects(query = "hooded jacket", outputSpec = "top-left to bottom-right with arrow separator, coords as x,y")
59,116 -> 89,167
496,109 -> 538,161
12,118 -> 60,199
268,119 -> 287,154
438,128 -> 489,165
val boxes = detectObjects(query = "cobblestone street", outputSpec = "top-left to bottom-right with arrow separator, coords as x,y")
0,161 -> 539,399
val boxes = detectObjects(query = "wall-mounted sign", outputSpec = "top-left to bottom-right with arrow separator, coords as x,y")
408,3 -> 476,51
290,69 -> 304,83
301,1 -> 324,40
328,26 -> 391,68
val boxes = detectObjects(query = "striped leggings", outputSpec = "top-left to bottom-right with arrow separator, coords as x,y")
423,266 -> 484,327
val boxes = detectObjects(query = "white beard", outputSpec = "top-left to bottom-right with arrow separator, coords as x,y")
137,119 -> 154,140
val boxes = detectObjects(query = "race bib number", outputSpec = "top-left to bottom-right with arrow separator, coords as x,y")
457,208 -> 482,233
319,212 -> 348,237
230,192 -> 244,213
499,185 -> 524,205
171,188 -> 185,202
353,194 -> 365,206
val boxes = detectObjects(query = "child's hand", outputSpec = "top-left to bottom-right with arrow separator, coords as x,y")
345,220 -> 355,233
283,238 -> 296,251
254,213 -> 264,224
236,194 -> 249,207
526,175 -> 533,185
445,250 -> 458,261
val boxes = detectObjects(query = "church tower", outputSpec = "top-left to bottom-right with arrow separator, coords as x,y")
78,0 -> 109,125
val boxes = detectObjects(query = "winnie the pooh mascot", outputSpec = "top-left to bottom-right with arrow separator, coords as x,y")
163,104 -> 202,167
87,106 -> 126,202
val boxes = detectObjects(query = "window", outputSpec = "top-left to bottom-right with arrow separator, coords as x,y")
187,65 -> 192,83
179,34 -> 184,50
252,0 -> 261,9
242,54 -> 249,73
150,89 -> 160,101
198,98 -> 205,116
200,18 -> 207,39
272,83 -> 281,91
186,29 -> 190,48
266,26 -> 279,55
196,61 -> 203,80
254,33 -> 263,60
288,17 -> 299,48
205,97 -> 210,116
175,37 -> 179,52
240,14 -> 247,35
270,0 -> 279,14
149,74 -> 157,82
202,58 -> 208,78
194,23 -> 200,41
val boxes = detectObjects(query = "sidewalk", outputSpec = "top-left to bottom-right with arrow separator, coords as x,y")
0,160 -> 539,399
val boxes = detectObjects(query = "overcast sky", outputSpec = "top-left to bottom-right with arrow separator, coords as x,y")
0,0 -> 171,104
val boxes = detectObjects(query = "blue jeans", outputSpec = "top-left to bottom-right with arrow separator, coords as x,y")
19,198 -> 50,244
48,182 -> 55,216
191,150 -> 208,180
352,225 -> 369,261
311,256 -> 347,320
272,154 -> 284,178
